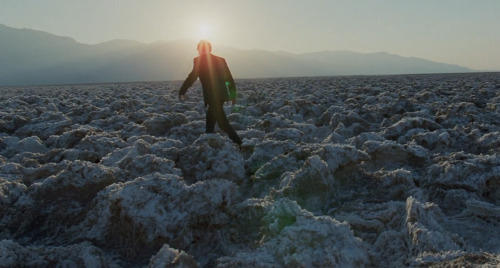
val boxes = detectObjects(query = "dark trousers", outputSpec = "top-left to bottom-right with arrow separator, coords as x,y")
206,102 -> 242,145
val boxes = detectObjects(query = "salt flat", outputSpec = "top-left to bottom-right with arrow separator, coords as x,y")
1,73 -> 499,267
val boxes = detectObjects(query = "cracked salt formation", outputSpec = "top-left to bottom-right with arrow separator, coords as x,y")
0,73 -> 499,267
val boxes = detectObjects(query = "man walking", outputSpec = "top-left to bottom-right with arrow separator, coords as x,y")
178,40 -> 242,145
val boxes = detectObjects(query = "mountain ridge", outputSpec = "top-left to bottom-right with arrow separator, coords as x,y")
0,24 -> 473,86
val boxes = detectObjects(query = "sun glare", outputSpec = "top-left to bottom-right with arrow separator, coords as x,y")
199,23 -> 212,39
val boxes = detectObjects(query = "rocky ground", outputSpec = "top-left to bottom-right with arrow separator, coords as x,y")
1,73 -> 499,267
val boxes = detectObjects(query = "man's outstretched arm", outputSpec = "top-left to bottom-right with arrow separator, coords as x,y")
178,58 -> 199,101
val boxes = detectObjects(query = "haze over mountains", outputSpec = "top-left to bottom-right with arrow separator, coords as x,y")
0,24 -> 473,86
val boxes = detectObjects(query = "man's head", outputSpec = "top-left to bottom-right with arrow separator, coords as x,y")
197,40 -> 212,55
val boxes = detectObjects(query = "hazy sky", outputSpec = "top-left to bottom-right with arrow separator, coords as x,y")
1,0 -> 499,70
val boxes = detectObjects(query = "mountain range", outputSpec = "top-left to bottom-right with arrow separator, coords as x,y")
0,24 -> 473,86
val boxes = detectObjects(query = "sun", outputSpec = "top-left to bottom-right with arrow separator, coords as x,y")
198,23 -> 212,39
190,19 -> 221,42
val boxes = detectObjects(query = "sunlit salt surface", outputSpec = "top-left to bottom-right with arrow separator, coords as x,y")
1,73 -> 499,267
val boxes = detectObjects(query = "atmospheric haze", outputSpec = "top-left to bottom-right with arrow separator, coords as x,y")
0,0 -> 499,71
0,24 -> 476,86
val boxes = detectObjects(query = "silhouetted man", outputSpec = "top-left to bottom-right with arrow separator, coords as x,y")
178,40 -> 242,145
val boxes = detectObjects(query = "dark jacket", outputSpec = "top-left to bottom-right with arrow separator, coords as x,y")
179,53 -> 237,106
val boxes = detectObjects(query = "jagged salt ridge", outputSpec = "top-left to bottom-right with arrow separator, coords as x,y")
1,73 -> 499,267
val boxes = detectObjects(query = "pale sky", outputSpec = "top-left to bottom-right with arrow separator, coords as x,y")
1,0 -> 499,71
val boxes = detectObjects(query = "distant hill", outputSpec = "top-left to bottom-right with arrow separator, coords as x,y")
0,24 -> 473,86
